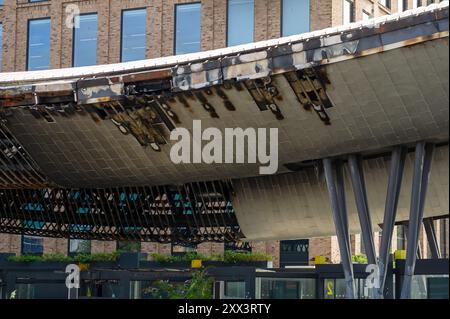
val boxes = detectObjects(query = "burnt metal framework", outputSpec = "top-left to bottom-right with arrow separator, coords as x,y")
0,181 -> 243,243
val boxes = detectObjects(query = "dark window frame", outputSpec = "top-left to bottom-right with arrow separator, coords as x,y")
21,235 -> 44,256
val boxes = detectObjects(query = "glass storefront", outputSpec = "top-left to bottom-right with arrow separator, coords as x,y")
257,278 -> 316,299
411,275 -> 449,299
324,278 -> 374,299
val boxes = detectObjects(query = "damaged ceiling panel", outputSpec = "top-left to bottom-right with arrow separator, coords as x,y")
0,3 -> 448,242
0,3 -> 447,189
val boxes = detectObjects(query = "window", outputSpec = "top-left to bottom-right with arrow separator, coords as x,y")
227,0 -> 254,46
27,18 -> 51,71
343,0 -> 355,25
398,0 -> 408,12
73,13 -> 98,67
0,24 -> 3,71
282,0 -> 310,37
22,235 -> 44,255
117,240 -> 141,253
414,0 -> 423,8
0,0 -> 3,5
396,225 -> 406,250
121,8 -> 147,62
175,3 -> 201,55
69,239 -> 91,255
379,0 -> 392,9
362,10 -> 371,21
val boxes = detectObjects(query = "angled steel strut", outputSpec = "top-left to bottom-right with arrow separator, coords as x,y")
400,142 -> 435,299
323,158 -> 355,299
377,146 -> 407,299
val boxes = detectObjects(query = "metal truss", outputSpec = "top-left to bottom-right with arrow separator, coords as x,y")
0,181 -> 243,243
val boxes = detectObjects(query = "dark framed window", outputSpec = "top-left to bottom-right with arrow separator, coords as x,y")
117,240 -> 141,253
68,239 -> 91,255
174,2 -> 201,55
27,18 -> 51,71
343,0 -> 355,24
227,0 -> 254,46
379,0 -> 392,9
121,8 -> 147,62
281,0 -> 310,37
73,13 -> 98,67
21,235 -> 44,255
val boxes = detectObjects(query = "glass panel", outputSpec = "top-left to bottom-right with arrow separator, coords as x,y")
73,14 -> 98,67
260,278 -> 315,299
282,0 -> 310,37
121,9 -> 147,62
69,239 -> 91,254
22,235 -> 44,255
15,283 -> 67,299
334,279 -> 346,299
130,281 -> 142,299
175,3 -> 201,55
27,18 -> 51,71
411,275 -> 449,299
224,281 -> 246,298
227,0 -> 254,46
397,225 -> 406,250
324,278 -> 335,299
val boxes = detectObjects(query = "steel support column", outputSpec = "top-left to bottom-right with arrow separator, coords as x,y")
400,143 -> 435,299
424,219 -> 441,259
323,158 -> 355,299
348,155 -> 376,265
377,146 -> 407,299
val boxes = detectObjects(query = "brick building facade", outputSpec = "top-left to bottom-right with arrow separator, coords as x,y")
0,0 -> 448,267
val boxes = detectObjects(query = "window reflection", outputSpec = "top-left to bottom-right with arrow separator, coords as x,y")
175,3 -> 201,55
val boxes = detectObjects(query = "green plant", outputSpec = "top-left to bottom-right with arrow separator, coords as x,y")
223,251 -> 272,263
149,253 -> 178,263
144,270 -> 213,299
352,254 -> 368,264
7,252 -> 119,263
